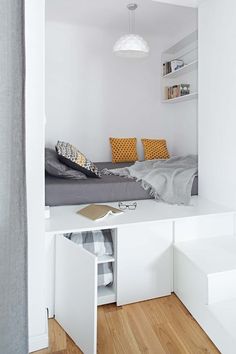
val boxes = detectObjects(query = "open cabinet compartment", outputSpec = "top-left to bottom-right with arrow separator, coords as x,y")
55,229 -> 117,354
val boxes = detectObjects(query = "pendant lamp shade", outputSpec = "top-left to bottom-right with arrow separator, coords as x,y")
113,4 -> 150,58
113,34 -> 149,58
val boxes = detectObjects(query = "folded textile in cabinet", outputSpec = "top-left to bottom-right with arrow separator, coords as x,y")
65,229 -> 113,286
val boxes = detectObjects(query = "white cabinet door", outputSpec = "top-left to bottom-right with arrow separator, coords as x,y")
117,221 -> 173,306
55,235 -> 97,354
45,233 -> 56,318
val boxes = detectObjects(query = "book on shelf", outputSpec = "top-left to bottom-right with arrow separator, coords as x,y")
164,84 -> 190,100
163,59 -> 184,76
77,204 -> 123,221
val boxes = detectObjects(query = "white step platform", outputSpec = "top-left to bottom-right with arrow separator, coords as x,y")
174,235 -> 236,354
209,299 -> 236,346
175,235 -> 236,304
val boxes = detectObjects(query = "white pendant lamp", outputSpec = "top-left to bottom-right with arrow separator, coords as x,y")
113,3 -> 150,58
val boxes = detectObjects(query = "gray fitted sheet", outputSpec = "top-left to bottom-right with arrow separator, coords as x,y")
45,162 -> 198,206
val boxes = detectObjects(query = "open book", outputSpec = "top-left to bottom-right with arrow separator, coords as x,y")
77,204 -> 123,221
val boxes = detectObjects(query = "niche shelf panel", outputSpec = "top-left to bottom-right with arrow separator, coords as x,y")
161,30 -> 198,104
162,92 -> 198,104
162,60 -> 198,79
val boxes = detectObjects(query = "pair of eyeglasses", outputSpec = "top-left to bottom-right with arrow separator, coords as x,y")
118,202 -> 137,210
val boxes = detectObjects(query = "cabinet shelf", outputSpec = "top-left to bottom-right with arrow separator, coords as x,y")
97,255 -> 115,264
162,60 -> 198,79
162,92 -> 198,104
97,285 -> 116,306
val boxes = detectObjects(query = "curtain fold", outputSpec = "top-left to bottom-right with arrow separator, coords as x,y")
0,1 -> 28,353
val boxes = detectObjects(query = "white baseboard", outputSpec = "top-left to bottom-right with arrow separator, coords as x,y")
29,310 -> 49,353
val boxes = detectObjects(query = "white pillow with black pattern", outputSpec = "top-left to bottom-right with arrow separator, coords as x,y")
56,141 -> 101,178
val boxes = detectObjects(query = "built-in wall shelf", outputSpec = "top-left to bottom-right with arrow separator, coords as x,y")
161,30 -> 198,104
162,92 -> 198,104
164,30 -> 198,55
162,60 -> 198,79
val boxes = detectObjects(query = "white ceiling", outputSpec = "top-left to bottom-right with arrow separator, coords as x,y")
46,0 -> 197,36
153,0 -> 200,8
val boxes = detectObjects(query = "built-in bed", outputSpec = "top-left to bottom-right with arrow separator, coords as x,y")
45,162 -> 198,206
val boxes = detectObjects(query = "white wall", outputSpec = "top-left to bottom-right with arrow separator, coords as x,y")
198,0 -> 236,209
25,0 -> 48,351
45,21 -> 198,161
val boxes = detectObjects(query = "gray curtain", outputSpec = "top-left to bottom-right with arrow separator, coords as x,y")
0,1 -> 28,354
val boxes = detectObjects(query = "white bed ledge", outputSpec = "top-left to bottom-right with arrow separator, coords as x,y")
45,196 -> 233,235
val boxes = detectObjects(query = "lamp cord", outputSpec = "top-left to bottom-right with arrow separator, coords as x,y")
128,8 -> 136,34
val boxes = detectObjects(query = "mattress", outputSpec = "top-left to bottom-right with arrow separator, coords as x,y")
45,162 -> 198,206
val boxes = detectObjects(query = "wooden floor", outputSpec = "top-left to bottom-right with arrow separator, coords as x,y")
35,294 -> 219,354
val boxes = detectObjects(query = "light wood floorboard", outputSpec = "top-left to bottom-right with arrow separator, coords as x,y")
35,294 -> 219,354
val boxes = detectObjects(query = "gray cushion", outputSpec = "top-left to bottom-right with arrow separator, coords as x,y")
45,148 -> 87,180
56,141 -> 101,178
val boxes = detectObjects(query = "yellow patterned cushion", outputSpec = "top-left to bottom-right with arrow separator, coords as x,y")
109,137 -> 139,163
141,139 -> 169,160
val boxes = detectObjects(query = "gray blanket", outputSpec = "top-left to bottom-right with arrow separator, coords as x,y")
103,155 -> 198,205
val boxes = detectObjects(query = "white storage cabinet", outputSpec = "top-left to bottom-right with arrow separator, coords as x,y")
116,221 -> 173,305
53,221 -> 173,354
45,198 -> 234,354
